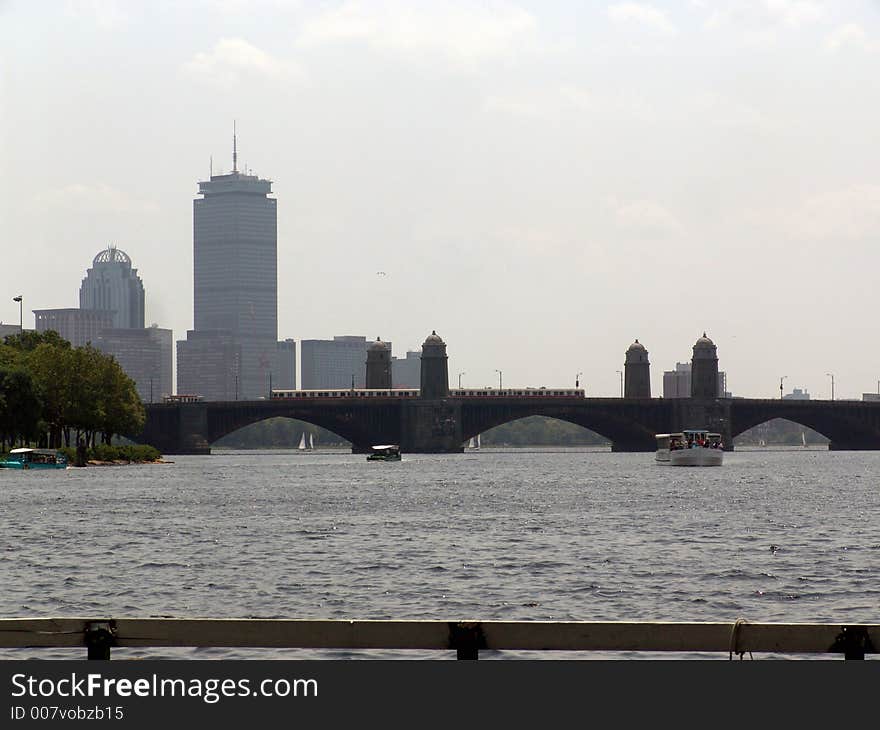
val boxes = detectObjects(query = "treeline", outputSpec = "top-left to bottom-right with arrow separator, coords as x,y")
215,415 -> 610,448
480,416 -> 609,446
0,330 -> 144,450
214,418 -> 348,448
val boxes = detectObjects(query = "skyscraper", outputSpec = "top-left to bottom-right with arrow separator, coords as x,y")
177,130 -> 293,399
79,245 -> 145,329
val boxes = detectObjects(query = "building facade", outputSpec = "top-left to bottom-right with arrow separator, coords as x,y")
392,350 -> 421,388
96,326 -> 172,403
300,336 -> 371,390
663,362 -> 728,398
33,308 -> 114,348
79,246 -> 145,329
177,142 -> 295,400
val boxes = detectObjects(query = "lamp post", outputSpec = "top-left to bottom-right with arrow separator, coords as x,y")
826,372 -> 834,401
12,295 -> 22,333
779,375 -> 787,400
495,369 -> 503,390
458,372 -> 466,389
616,370 -> 623,398
576,371 -> 582,388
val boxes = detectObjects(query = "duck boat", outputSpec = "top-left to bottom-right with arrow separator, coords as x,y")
366,444 -> 401,462
655,430 -> 723,466
0,448 -> 69,470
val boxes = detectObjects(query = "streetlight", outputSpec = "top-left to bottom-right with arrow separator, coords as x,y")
12,295 -> 22,333
826,372 -> 834,401
616,370 -> 623,398
495,369 -> 503,390
576,371 -> 582,388
458,371 -> 466,389
779,375 -> 787,400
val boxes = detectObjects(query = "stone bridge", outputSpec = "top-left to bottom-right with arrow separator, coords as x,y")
138,396 -> 880,454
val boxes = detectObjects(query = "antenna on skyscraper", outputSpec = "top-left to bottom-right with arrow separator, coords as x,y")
210,155 -> 213,178
233,120 -> 238,173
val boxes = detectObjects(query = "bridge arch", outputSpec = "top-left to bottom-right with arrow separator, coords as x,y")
213,416 -> 351,448
470,415 -> 609,447
459,399 -> 671,452
204,401 -> 402,452
729,401 -> 880,450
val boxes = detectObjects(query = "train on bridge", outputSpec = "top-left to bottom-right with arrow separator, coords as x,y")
269,387 -> 586,400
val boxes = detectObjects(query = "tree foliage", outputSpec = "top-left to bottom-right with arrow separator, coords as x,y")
0,331 -> 144,448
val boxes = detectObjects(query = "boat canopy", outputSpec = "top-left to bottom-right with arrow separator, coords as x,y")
371,444 -> 398,451
9,448 -> 34,454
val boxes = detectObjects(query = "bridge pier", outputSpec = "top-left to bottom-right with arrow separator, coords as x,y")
139,403 -> 212,455
400,400 -> 464,454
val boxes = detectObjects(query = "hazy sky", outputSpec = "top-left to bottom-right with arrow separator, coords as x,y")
3,1 -> 879,398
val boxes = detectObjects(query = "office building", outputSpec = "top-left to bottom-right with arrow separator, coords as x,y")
0,323 -> 22,339
79,246 -> 145,329
177,132 -> 294,400
96,326 -> 172,403
392,350 -> 421,388
663,362 -> 729,398
33,308 -> 114,348
300,336 -> 373,390
784,388 -> 811,401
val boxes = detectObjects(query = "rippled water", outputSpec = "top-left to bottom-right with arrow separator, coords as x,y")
2,447 -> 879,658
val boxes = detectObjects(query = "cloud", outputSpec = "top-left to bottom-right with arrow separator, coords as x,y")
34,184 -> 160,214
298,0 -> 537,64
607,2 -> 677,35
183,38 -> 307,87
482,84 -> 592,119
823,24 -> 880,54
605,197 -> 684,236
780,185 -> 880,240
703,0 -> 824,32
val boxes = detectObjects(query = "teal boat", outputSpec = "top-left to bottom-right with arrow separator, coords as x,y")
0,448 -> 69,470
366,445 -> 401,462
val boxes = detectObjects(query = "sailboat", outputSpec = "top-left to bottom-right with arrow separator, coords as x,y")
468,437 -> 476,449
298,433 -> 307,450
802,432 -> 807,448
309,433 -> 316,450
475,433 -> 481,450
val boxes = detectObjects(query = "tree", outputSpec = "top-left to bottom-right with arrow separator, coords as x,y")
0,366 -> 42,448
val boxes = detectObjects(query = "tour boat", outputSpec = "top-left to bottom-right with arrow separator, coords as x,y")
0,448 -> 69,470
655,430 -> 723,466
367,444 -> 401,462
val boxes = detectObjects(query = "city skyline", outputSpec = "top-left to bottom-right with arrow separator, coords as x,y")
4,2 -> 880,399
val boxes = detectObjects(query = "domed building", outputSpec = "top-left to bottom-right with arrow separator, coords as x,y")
624,339 -> 651,398
691,332 -> 719,398
365,337 -> 392,389
420,330 -> 449,399
79,244 -> 145,329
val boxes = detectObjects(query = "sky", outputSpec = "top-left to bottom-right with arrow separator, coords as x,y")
2,0 -> 879,399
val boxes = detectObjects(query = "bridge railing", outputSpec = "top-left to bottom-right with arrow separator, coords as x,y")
0,618 -> 876,660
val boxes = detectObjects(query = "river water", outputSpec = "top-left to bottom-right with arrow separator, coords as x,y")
2,447 -> 878,659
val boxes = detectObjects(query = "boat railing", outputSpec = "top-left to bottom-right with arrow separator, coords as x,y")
0,618 -> 876,660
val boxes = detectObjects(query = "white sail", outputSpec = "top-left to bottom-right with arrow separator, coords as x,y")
475,434 -> 481,450
468,437 -> 475,448
298,433 -> 306,450
802,432 -> 807,447
309,433 -> 315,450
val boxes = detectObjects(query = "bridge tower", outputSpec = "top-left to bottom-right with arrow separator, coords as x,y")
690,333 -> 719,399
419,330 -> 449,399
365,337 -> 392,389
624,339 -> 651,398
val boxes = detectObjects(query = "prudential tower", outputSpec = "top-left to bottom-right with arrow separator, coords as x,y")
177,128 -> 294,400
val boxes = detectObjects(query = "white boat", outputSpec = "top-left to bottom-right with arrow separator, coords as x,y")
468,437 -> 476,449
309,433 -> 316,450
802,432 -> 807,447
475,434 -> 481,450
656,430 -> 723,466
298,433 -> 306,450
